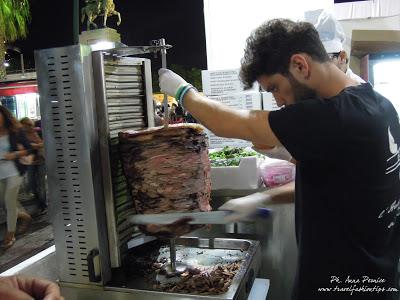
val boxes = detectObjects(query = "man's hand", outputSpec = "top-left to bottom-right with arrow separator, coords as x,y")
0,276 -> 63,300
218,192 -> 271,222
158,68 -> 189,99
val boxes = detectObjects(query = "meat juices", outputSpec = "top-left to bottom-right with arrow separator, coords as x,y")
119,124 -> 212,235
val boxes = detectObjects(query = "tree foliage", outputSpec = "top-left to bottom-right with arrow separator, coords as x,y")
0,0 -> 31,78
0,0 -> 30,42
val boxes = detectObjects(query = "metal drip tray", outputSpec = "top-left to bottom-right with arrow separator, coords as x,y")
104,237 -> 261,300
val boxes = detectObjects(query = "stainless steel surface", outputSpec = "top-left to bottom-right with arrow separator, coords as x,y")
60,237 -> 261,300
129,210 -> 234,225
104,44 -> 172,57
163,238 -> 188,275
91,50 -> 120,269
160,38 -> 169,127
34,42 -> 269,300
92,52 -> 155,268
143,58 -> 155,128
169,238 -> 177,273
127,233 -> 157,249
35,45 -> 111,285
199,190 -> 297,300
0,243 -> 264,300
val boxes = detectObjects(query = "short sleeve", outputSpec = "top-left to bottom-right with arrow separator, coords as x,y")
268,100 -> 342,162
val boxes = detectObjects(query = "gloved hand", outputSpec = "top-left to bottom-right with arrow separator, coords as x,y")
252,144 -> 292,161
218,192 -> 271,222
159,68 -> 193,104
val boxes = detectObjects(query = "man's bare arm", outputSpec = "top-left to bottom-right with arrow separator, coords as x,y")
238,181 -> 295,206
183,90 -> 280,147
264,181 -> 295,204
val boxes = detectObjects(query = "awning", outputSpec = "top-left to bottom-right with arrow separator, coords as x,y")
0,81 -> 38,97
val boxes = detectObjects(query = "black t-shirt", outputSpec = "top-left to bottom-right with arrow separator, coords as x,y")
269,83 -> 400,300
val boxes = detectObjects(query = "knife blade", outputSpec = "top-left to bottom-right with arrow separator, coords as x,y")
128,208 -> 272,225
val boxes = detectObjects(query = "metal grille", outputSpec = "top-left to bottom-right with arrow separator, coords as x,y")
49,54 -> 88,279
104,57 -> 146,137
35,45 -> 110,285
92,52 -> 154,268
105,56 -> 146,253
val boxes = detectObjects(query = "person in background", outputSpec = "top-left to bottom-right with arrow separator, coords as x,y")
34,119 -> 42,139
185,111 -> 197,123
152,101 -> 164,126
0,107 -> 33,249
304,9 -> 365,83
174,104 -> 184,123
169,102 -> 178,123
0,275 -> 63,300
159,18 -> 400,299
20,117 -> 47,214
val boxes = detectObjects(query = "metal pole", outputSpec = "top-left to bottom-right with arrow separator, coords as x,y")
20,53 -> 25,75
160,39 -> 169,127
73,0 -> 79,44
169,238 -> 176,272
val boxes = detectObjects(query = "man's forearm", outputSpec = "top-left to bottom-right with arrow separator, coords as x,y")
265,181 -> 295,204
253,181 -> 295,205
230,181 -> 295,209
183,90 -> 278,146
183,90 -> 253,140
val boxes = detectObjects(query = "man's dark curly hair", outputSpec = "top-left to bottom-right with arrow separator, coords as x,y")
240,19 -> 330,89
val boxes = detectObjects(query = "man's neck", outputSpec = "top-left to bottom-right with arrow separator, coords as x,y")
315,63 -> 358,99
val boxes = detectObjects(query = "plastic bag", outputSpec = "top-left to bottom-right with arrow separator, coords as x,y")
260,160 -> 295,187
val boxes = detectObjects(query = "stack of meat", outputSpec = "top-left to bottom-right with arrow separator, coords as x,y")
119,124 -> 212,235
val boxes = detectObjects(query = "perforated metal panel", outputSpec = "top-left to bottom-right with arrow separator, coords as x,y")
92,51 -> 154,268
35,45 -> 111,285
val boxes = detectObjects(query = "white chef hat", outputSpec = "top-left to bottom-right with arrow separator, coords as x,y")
304,9 -> 345,53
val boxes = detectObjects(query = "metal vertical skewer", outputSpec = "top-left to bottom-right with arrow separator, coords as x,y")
169,237 -> 176,272
160,38 -> 169,128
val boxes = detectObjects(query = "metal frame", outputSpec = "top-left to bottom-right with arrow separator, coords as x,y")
92,50 -> 154,268
59,238 -> 261,300
35,41 -> 167,282
35,45 -> 111,285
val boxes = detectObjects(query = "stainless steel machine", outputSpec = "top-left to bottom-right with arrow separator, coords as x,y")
34,41 -> 262,300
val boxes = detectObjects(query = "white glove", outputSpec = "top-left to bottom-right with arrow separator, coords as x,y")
218,192 -> 271,223
253,145 -> 292,161
158,68 -> 189,99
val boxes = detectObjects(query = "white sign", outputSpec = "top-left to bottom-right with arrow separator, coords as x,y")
262,92 -> 279,111
207,92 -> 262,148
201,69 -> 259,96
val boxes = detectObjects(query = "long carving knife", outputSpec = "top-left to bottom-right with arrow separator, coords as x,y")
129,208 -> 272,225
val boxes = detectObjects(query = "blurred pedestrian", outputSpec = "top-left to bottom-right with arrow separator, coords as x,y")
20,117 -> 47,214
0,107 -> 33,249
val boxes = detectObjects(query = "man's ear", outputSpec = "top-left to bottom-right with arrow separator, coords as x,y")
289,54 -> 310,80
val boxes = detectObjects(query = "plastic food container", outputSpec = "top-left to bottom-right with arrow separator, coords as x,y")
260,160 -> 295,187
211,156 -> 263,190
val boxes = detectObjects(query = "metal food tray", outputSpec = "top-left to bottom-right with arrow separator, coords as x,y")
104,237 -> 261,300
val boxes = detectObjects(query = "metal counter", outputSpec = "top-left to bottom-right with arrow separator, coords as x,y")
2,188 -> 289,300
196,189 -> 297,300
1,239 -> 268,300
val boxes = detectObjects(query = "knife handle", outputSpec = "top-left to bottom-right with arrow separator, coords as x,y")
252,207 -> 272,218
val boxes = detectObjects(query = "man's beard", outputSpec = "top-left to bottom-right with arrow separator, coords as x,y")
287,73 -> 317,103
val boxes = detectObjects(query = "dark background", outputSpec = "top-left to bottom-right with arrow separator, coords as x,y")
11,0 -> 207,72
